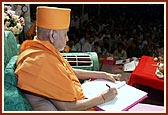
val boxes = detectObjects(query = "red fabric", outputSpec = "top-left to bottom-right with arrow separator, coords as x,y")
128,56 -> 164,91
103,57 -> 114,65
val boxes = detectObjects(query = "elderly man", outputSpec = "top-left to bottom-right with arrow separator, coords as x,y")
15,6 -> 120,111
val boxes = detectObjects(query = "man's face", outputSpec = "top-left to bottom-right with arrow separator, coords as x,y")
52,29 -> 69,51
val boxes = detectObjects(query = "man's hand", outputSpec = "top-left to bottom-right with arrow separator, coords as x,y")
105,73 -> 121,82
101,87 -> 118,102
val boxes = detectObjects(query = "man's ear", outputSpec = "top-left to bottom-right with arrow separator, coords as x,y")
49,30 -> 59,43
49,30 -> 54,43
53,32 -> 59,39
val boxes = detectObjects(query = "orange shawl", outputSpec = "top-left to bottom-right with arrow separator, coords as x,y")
15,37 -> 85,101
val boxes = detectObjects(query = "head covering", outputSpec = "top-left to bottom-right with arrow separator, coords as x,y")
36,6 -> 71,30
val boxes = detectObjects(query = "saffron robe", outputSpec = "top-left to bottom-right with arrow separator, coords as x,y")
15,37 -> 85,101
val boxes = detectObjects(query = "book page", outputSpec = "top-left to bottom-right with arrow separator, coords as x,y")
82,79 -> 126,98
124,61 -> 139,72
81,79 -> 148,111
115,60 -> 124,64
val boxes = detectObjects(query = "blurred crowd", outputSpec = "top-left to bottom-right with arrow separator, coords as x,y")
5,4 -> 164,60
64,4 -> 164,60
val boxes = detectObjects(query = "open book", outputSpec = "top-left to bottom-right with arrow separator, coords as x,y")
124,61 -> 139,72
81,79 -> 148,111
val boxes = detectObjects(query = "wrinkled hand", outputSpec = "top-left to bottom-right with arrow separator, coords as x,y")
105,73 -> 121,82
101,87 -> 118,103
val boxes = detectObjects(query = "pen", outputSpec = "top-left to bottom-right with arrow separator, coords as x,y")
106,84 -> 111,89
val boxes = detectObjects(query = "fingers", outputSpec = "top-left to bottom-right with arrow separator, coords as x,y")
110,74 -> 121,82
114,74 -> 121,81
103,88 -> 118,102
110,87 -> 118,95
110,77 -> 116,83
105,73 -> 122,82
